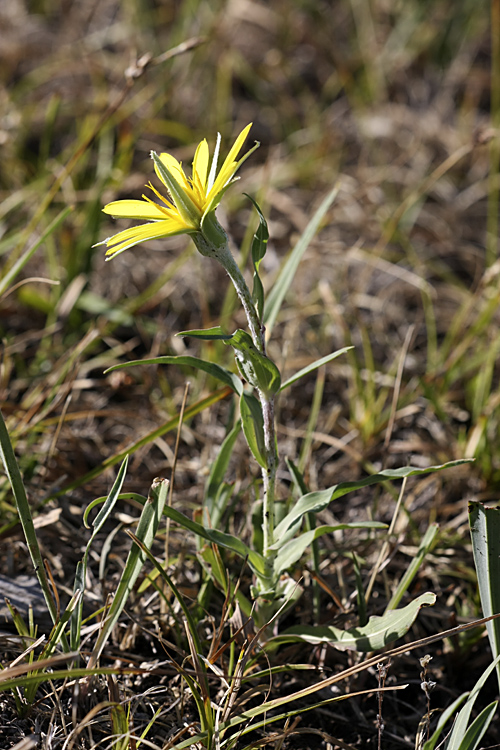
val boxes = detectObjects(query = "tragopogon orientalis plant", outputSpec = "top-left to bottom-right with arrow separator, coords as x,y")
98,123 -> 469,638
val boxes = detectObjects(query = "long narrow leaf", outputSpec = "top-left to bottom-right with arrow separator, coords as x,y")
161,504 -> 267,578
457,701 -> 498,750
386,523 -> 438,611
178,326 -> 233,340
0,206 -> 73,298
126,531 -> 204,657
88,456 -> 129,535
275,461 -> 472,539
469,501 -> 500,691
268,591 -> 436,652
264,183 -> 339,335
443,652 -> 500,749
87,477 -> 169,669
0,409 -> 67,646
422,694 -> 469,750
26,591 -> 81,704
273,521 -> 387,576
105,355 -> 243,395
279,347 -> 353,391
240,391 -> 267,468
246,194 -> 269,320
204,419 -> 241,521
71,457 -> 129,650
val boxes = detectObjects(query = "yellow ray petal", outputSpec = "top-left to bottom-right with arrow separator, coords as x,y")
207,123 -> 252,203
192,139 -> 209,193
102,199 -> 170,221
103,218 -> 191,258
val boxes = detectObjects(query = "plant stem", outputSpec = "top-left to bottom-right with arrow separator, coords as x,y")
201,236 -> 279,567
214,243 -> 265,353
260,393 -> 277,558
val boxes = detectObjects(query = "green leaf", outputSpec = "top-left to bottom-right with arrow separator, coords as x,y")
0,409 -> 66,645
469,501 -> 500,692
160,503 -> 267,579
198,544 -> 253,618
245,194 -> 269,321
177,326 -> 233,340
422,694 -> 468,750
72,456 -> 129,650
204,420 -> 241,518
240,391 -> 267,468
0,206 -> 73,299
275,460 -> 473,539
247,195 -> 269,265
226,329 -> 281,396
87,476 -> 169,669
126,530 -> 206,657
105,355 -> 243,396
286,457 -> 309,496
456,701 -> 498,750
264,183 -> 340,336
385,523 -> 438,611
273,521 -> 387,576
88,456 -> 129,533
26,591 -> 81,705
279,347 -> 353,391
269,592 -> 436,652
440,652 -> 500,750
252,273 -> 265,324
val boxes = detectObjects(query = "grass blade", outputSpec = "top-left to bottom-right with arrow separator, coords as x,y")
264,183 -> 339,336
275,461 -> 473,539
469,501 -> 500,692
443,652 -> 500,749
279,347 -> 353,392
106,355 -> 243,395
457,701 -> 498,750
87,476 -> 169,669
71,456 -> 129,651
0,206 -> 73,299
0,409 -> 67,647
386,523 -> 439,611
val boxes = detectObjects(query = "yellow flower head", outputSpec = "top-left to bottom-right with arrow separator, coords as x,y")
99,124 -> 257,259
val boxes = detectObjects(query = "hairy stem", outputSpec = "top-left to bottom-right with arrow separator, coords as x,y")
196,233 -> 279,568
216,243 -> 265,353
217,247 -> 279,560
260,393 -> 277,559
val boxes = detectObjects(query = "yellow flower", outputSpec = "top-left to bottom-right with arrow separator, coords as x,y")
99,124 -> 257,259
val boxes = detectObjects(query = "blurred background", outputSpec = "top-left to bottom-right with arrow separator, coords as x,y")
0,0 -> 498,584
